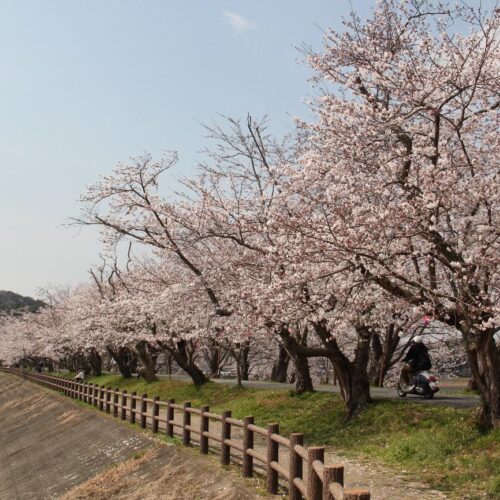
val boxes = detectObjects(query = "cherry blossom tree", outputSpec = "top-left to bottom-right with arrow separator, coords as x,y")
278,0 -> 499,426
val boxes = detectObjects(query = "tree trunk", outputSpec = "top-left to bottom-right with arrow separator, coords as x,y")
183,361 -> 209,386
463,328 -> 500,428
135,341 -> 158,383
205,340 -> 223,377
107,346 -> 136,378
312,320 -> 372,417
236,358 -> 242,387
240,342 -> 250,381
271,345 -> 290,383
292,353 -> 314,394
166,340 -> 209,386
166,353 -> 173,379
88,349 -> 102,376
467,378 -> 478,391
347,327 -> 373,417
277,329 -> 314,394
369,326 -> 401,387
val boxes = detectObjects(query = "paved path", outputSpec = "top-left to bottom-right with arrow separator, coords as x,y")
162,374 -> 480,409
0,373 -> 268,499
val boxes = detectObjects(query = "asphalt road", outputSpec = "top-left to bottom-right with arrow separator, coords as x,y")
159,373 -> 480,409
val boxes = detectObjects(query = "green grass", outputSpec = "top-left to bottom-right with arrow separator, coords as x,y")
53,372 -> 499,498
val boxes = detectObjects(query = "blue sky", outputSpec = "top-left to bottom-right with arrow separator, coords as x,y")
0,0 -> 493,296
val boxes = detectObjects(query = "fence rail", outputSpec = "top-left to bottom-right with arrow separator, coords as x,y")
0,367 -> 370,500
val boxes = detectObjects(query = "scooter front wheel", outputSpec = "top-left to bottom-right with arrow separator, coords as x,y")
397,383 -> 407,398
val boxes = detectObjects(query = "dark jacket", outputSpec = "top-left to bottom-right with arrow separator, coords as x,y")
403,342 -> 432,371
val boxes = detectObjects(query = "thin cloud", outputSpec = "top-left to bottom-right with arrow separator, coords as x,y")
221,11 -> 257,33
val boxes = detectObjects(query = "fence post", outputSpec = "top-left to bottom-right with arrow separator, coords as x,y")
183,402 -> 191,445
344,490 -> 370,500
121,390 -> 127,420
220,410 -> 231,465
166,399 -> 174,437
140,393 -> 147,428
106,387 -> 112,413
307,447 -> 324,500
99,386 -> 105,411
152,396 -> 160,433
130,391 -> 137,424
93,384 -> 99,407
79,382 -> 84,401
200,405 -> 209,454
323,465 -> 344,500
113,388 -> 119,417
266,423 -> 279,494
289,433 -> 304,500
242,416 -> 254,477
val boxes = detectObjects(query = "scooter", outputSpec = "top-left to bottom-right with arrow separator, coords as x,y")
397,369 -> 439,399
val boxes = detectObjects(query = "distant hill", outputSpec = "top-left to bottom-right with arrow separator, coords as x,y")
0,290 -> 45,313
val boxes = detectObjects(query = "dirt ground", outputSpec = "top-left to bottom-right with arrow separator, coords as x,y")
0,373 -> 269,499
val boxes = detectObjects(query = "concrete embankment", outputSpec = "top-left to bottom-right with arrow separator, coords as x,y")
0,373 -> 264,499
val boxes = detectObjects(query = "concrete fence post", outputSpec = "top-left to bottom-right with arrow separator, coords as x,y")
166,399 -> 174,437
266,423 -> 279,494
242,416 -> 254,477
307,447 -> 325,500
152,396 -> 160,433
323,465 -> 344,500
183,402 -> 191,445
344,490 -> 370,500
220,410 -> 231,465
99,386 -> 105,411
121,390 -> 127,420
130,391 -> 137,424
113,388 -> 119,417
289,433 -> 304,500
200,405 -> 209,454
140,393 -> 147,428
106,387 -> 112,413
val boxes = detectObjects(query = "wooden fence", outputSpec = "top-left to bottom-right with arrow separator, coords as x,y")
0,367 -> 370,500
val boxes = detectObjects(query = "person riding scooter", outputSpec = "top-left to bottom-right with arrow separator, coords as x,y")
401,336 -> 432,387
